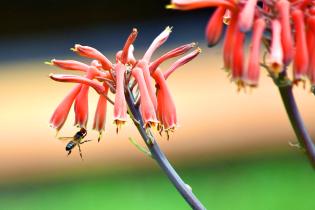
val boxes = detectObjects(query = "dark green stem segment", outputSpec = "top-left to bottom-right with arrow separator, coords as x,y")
125,90 -> 206,210
278,85 -> 315,169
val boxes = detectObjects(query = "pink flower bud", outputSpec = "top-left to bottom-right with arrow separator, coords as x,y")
268,19 -> 283,75
121,28 -> 138,64
247,18 -> 266,87
292,9 -> 309,82
49,74 -> 106,94
276,0 -> 294,65
73,44 -> 112,70
164,48 -> 201,80
143,26 -> 172,62
149,42 -> 196,73
205,7 -> 225,47
132,67 -> 158,128
238,0 -> 258,32
49,59 -> 90,72
49,84 -> 82,131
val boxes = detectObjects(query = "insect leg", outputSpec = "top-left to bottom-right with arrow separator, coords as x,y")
80,140 -> 93,144
77,144 -> 84,160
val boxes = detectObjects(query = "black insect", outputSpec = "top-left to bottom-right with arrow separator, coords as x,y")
58,128 -> 92,159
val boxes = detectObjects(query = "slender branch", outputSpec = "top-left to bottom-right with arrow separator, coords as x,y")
277,76 -> 315,168
125,90 -> 206,210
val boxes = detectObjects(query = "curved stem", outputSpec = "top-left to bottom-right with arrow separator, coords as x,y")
125,90 -> 206,210
278,85 -> 315,168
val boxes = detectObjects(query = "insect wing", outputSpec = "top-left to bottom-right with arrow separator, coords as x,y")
58,137 -> 74,141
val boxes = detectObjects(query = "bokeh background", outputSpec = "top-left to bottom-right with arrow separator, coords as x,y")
0,0 -> 315,209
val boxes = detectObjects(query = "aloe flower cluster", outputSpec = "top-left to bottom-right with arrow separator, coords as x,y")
48,27 -> 200,140
168,0 -> 315,89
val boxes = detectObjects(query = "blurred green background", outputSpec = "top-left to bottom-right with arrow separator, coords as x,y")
0,1 -> 314,210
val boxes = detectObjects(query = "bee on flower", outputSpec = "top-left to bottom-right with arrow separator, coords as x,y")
47,27 -> 201,155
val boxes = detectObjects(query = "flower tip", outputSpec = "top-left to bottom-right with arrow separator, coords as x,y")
165,4 -> 175,9
165,26 -> 173,33
207,43 -> 216,48
44,61 -> 53,65
70,47 -> 76,52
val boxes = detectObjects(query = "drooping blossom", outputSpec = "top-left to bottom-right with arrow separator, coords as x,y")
205,6 -> 225,47
268,20 -> 284,76
93,83 -> 109,141
48,27 -> 200,141
168,0 -> 315,90
276,0 -> 294,65
238,0 -> 258,32
247,18 -> 266,87
292,9 -> 309,83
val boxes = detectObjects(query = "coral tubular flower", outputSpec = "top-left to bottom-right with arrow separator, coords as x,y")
276,0 -> 294,65
49,84 -> 82,131
132,67 -> 158,128
113,63 -> 128,129
167,0 -> 236,11
231,30 -> 245,88
205,6 -> 225,47
93,83 -> 109,140
74,68 -> 99,128
136,60 -> 158,111
223,15 -> 237,70
307,16 -> 315,85
72,44 -> 113,70
268,20 -> 283,76
152,69 -> 177,132
238,0 -> 258,32
247,18 -> 266,87
292,10 -> 309,82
